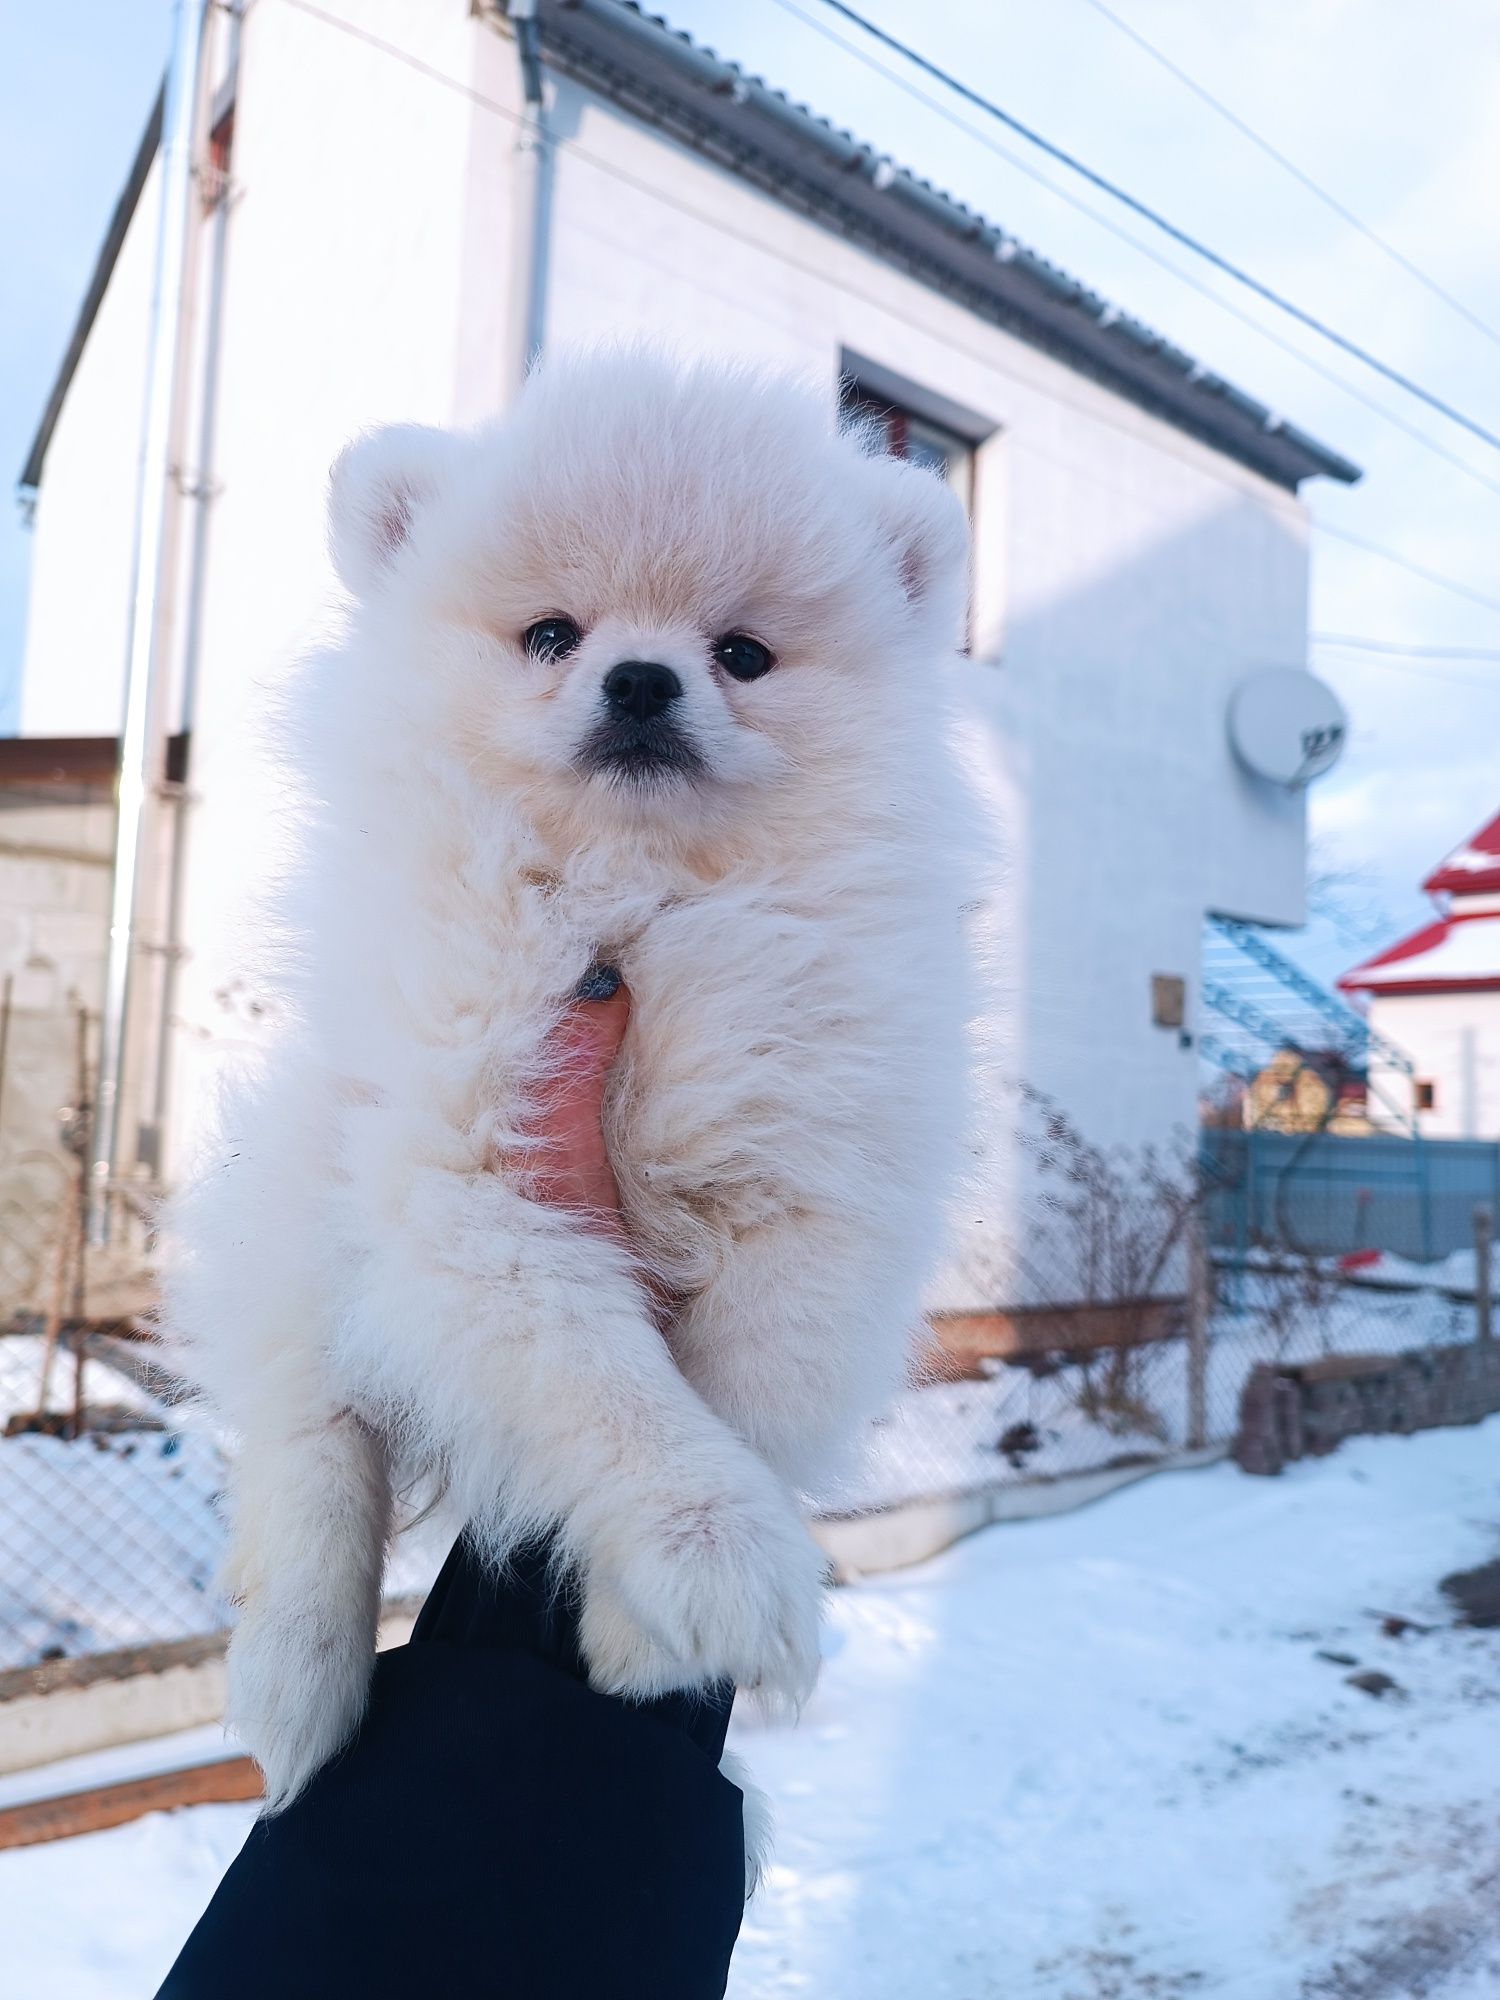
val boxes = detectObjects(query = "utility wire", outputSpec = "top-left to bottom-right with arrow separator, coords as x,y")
278,0 -> 1500,629
1312,634 -> 1500,661
1312,521 -> 1500,616
815,0 -> 1500,454
772,0 -> 1500,509
1312,648 -> 1500,704
1075,0 -> 1500,354
1319,657 -> 1500,695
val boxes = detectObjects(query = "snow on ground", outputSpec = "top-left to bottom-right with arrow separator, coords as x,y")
1339,1248 -> 1500,1299
4,1421 -> 1498,1999
731,1420 -> 1500,1999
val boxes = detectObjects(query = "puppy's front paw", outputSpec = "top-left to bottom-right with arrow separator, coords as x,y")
228,1594 -> 374,1813
590,1465 -> 825,1704
579,1569 -> 695,1699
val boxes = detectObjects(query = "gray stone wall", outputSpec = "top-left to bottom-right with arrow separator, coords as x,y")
1235,1343 -> 1500,1475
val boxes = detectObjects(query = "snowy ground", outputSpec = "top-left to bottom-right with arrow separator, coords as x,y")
4,1420 -> 1498,1998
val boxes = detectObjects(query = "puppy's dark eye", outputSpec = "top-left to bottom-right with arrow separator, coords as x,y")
523,617 -> 582,662
713,632 -> 776,682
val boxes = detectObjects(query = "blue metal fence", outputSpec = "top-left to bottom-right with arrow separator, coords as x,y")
1202,1129 -> 1500,1264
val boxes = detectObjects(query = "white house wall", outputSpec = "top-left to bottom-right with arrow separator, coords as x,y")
19,2 -> 1319,1280
533,69 -> 1311,1195
163,0 -> 501,1156
1369,992 -> 1500,1140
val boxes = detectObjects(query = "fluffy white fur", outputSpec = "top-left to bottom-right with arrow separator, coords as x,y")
160,349 -> 975,1828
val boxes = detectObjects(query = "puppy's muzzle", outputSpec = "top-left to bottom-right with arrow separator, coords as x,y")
577,659 -> 706,784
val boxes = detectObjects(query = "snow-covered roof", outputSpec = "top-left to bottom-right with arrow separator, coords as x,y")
1339,911 -> 1500,997
1423,808 -> 1500,898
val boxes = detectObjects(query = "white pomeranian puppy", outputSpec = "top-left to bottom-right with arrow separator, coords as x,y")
161,348 -> 975,1814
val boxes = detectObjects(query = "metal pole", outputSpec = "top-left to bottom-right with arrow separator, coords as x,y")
69,1004 -> 92,1438
0,972 -> 12,1140
1186,1209 -> 1210,1450
1476,1204 -> 1494,1348
507,0 -> 551,395
88,0 -> 212,1244
150,5 -> 243,1179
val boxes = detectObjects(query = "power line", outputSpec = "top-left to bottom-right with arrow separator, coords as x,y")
815,0 -> 1500,455
1312,521 -> 1500,617
1308,637 -> 1500,694
277,0 -> 1500,628
1312,653 -> 1500,696
771,0 -> 1500,509
1074,0 -> 1500,354
1312,634 -> 1500,661
271,0 -> 1320,501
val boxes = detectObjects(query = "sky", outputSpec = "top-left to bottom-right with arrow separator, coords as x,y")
3,0 -> 1498,989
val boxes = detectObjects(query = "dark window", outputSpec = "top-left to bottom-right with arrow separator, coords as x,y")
841,384 -> 974,512
1415,1080 -> 1437,1112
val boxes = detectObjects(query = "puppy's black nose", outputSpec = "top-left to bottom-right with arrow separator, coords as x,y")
602,660 -> 682,721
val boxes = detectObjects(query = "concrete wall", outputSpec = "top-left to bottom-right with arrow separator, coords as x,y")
0,783 -> 113,1312
17,2 -> 1321,1295
1370,991 -> 1500,1140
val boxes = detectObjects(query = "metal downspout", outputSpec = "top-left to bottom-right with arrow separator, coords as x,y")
507,0 -> 551,394
88,0 -> 213,1243
149,4 -> 243,1174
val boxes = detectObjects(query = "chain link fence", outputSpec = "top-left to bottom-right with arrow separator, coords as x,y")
0,1324 -> 442,1674
0,1332 -> 222,1668
832,1095 -> 1496,1513
833,1250 -> 1484,1514
1,1050 -> 1494,1673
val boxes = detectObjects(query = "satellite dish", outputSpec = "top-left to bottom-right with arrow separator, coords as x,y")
1228,669 -> 1347,788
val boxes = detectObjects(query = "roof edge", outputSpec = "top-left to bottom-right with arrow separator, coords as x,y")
538,0 -> 1361,491
1421,810 -> 1500,897
25,10 -> 1365,498
19,81 -> 165,495
1342,976 -> 1500,998
1339,908 -> 1500,998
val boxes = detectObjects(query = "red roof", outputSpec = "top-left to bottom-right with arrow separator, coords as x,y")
1340,909 -> 1500,996
1423,809 -> 1500,897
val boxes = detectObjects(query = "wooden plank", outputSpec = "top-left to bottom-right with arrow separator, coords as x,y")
0,1596 -> 429,1706
0,1756 -> 262,1850
0,1631 -> 229,1707
927,1298 -> 1188,1377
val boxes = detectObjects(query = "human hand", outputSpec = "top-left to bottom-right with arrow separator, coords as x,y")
521,965 -> 679,1327
523,964 -> 632,1249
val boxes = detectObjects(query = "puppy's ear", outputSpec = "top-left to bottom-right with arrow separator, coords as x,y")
327,424 -> 461,596
868,457 -> 970,640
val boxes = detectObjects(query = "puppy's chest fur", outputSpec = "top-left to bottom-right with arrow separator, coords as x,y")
343,809 -> 887,1292
568,857 -> 875,1290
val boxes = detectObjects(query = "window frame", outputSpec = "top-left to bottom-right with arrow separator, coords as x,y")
840,383 -> 976,516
